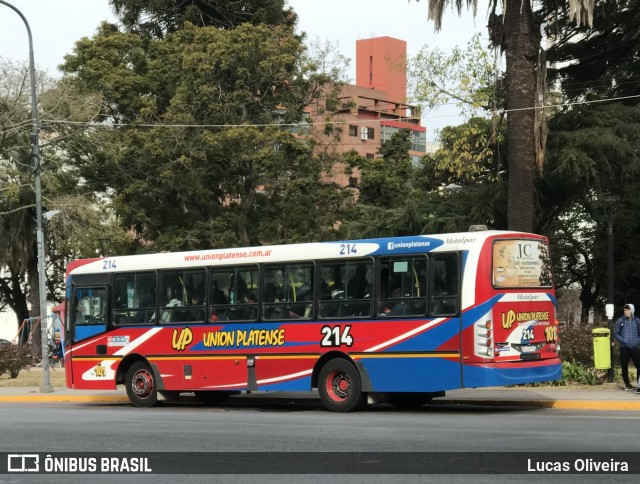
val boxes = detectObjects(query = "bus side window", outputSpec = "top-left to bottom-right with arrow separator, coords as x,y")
210,266 -> 259,322
113,272 -> 157,325
319,261 -> 372,319
430,254 -> 459,316
263,263 -> 313,321
377,256 -> 427,317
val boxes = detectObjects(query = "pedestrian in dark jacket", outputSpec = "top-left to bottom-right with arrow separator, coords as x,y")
613,303 -> 640,392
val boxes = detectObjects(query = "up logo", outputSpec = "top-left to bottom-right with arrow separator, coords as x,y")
172,327 -> 193,351
501,309 -> 516,329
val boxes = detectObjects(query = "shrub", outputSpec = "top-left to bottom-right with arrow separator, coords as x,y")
561,360 -> 601,385
0,345 -> 33,378
558,323 -> 596,366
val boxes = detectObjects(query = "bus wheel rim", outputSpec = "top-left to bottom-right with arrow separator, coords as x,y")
326,370 -> 351,401
132,369 -> 154,399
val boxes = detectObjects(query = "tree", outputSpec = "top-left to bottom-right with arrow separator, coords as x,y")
0,59 -> 123,334
545,0 -> 640,102
539,105 -> 640,321
340,122 -> 505,238
418,118 -> 507,232
109,0 -> 295,38
341,130 -> 425,238
419,0 -> 598,232
408,33 -> 497,119
540,0 -> 640,319
61,21 -> 350,250
0,59 -> 47,341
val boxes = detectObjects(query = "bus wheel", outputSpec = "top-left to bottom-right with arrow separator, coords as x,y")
387,392 -> 433,409
318,359 -> 365,412
194,391 -> 236,406
126,361 -> 158,407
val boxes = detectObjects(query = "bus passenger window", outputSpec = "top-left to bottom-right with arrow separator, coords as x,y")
113,272 -> 157,325
377,256 -> 427,317
263,263 -> 313,321
430,254 -> 459,316
319,261 -> 372,319
347,265 -> 370,300
210,266 -> 259,322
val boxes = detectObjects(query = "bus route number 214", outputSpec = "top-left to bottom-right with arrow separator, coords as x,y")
320,325 -> 354,347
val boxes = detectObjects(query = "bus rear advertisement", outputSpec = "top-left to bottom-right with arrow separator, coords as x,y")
63,230 -> 560,412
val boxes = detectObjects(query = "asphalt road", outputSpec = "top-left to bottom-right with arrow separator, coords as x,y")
1,402 -> 638,483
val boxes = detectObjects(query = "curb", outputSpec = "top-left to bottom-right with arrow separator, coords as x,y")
0,394 -> 130,403
435,399 -> 640,411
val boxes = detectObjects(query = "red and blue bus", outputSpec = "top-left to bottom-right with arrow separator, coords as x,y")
63,229 -> 560,411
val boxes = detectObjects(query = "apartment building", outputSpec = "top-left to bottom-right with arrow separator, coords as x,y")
306,36 -> 427,187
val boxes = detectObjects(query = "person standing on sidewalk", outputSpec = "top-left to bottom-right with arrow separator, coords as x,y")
613,303 -> 640,392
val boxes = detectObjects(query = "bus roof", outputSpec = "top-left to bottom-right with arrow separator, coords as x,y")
68,231 -> 545,275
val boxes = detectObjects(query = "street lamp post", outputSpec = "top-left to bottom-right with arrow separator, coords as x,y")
606,219 -> 615,383
0,0 -> 53,392
604,194 -> 620,384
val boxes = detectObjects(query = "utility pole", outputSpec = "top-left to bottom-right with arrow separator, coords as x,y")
606,220 -> 615,383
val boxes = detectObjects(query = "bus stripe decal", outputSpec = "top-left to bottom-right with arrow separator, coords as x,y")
365,318 -> 447,352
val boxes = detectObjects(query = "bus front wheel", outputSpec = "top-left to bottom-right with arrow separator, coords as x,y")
318,359 -> 365,412
126,361 -> 158,407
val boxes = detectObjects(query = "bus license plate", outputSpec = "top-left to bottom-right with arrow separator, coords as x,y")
520,345 -> 536,353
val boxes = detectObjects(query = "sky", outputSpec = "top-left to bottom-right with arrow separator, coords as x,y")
0,0 -> 489,141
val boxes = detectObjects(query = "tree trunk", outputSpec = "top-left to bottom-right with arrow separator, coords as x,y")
237,165 -> 257,247
503,0 -> 541,233
578,278 -> 600,325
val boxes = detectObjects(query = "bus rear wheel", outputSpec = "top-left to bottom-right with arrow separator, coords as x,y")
126,361 -> 158,407
318,359 -> 365,412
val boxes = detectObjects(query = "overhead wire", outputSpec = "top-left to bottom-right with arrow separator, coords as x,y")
1,91 -> 639,139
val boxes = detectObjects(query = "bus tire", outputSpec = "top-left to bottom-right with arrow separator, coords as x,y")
194,391 -> 236,406
125,361 -> 158,407
318,359 -> 366,412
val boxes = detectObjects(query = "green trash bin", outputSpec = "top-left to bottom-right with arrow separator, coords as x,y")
592,328 -> 611,370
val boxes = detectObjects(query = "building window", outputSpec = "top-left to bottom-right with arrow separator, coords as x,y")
349,125 -> 358,137
348,176 -> 358,187
365,153 -> 374,159
366,127 -> 375,140
412,130 -> 426,152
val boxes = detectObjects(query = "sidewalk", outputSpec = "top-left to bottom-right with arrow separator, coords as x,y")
1,378 -> 639,410
439,384 -> 640,411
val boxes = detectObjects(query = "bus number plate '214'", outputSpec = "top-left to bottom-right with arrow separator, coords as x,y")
320,325 -> 353,347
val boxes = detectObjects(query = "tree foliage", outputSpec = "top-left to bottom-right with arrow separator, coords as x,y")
539,0 -> 640,319
408,33 -> 497,117
61,19 -> 350,251
109,0 -> 295,38
414,0 -> 599,233
0,58 -> 124,329
342,122 -> 506,238
545,0 -> 640,101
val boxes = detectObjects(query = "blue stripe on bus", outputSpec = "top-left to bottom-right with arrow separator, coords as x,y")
257,375 -> 313,392
362,357 -> 462,392
463,361 -> 562,387
255,358 -> 562,392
